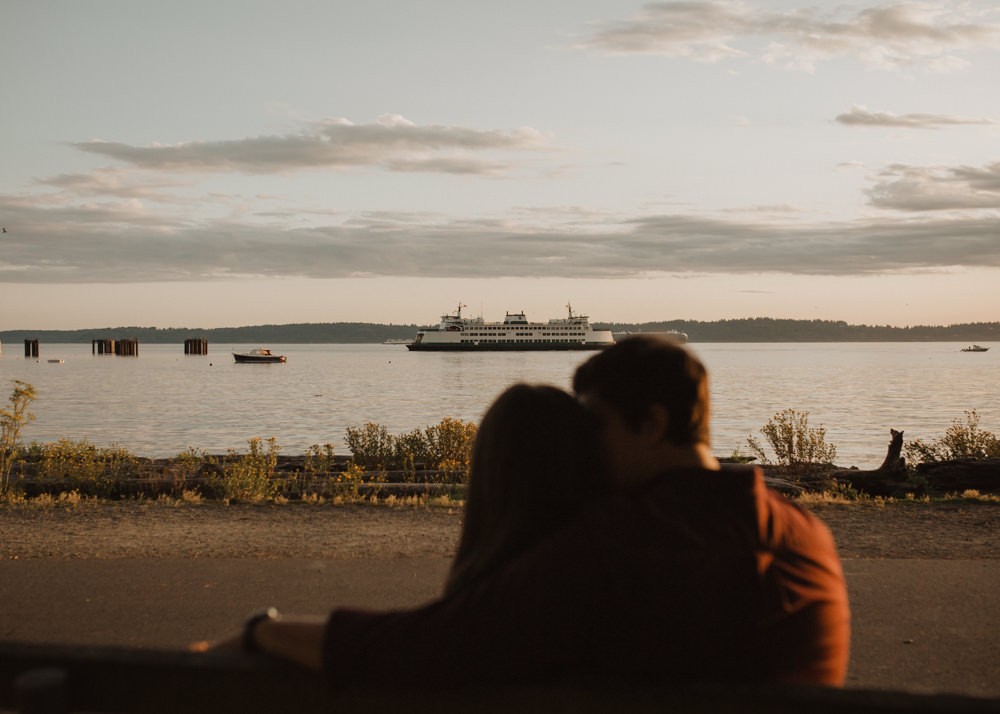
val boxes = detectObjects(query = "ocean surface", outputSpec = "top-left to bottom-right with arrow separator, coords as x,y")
1,342 -> 997,468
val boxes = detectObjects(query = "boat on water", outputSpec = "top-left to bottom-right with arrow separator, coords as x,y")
961,344 -> 990,352
233,348 -> 287,363
407,304 -> 615,352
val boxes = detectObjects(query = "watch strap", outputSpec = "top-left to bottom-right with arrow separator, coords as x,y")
242,607 -> 279,652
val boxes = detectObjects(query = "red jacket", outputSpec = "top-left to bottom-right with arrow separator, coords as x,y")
322,467 -> 850,687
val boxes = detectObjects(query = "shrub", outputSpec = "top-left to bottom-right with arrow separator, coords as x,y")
393,429 -> 432,477
217,437 -> 280,502
304,443 -> 337,474
344,423 -> 394,470
165,447 -> 211,481
330,461 -> 368,501
345,418 -> 478,480
904,410 -> 1000,464
746,409 -> 838,467
21,438 -> 139,496
1,380 -> 36,494
424,417 -> 477,479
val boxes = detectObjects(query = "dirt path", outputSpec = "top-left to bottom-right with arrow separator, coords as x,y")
2,498 -> 998,560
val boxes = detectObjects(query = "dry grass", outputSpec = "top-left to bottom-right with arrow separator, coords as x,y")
794,488 -> 1000,508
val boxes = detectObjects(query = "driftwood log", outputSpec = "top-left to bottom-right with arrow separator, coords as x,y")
832,431 -> 1000,497
916,458 -> 1000,495
832,429 -> 914,498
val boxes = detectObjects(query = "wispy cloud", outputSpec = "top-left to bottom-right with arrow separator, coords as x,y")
71,115 -> 549,176
3,192 -> 998,282
577,1 -> 1000,72
37,168 -> 191,201
868,162 -> 1000,210
836,105 -> 997,128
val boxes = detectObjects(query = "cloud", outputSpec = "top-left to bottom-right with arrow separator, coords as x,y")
577,1 -> 1000,72
836,105 -> 997,128
71,116 -> 549,175
36,168 -> 191,201
868,162 -> 1000,210
577,1 -> 754,61
3,191 -> 999,283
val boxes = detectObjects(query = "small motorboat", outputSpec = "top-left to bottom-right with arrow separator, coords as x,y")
233,348 -> 286,363
961,345 -> 989,352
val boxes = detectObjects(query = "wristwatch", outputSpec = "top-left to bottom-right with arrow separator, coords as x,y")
242,607 -> 280,652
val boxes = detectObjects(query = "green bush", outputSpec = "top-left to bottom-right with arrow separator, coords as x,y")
167,447 -> 213,481
20,438 -> 139,496
345,418 -> 478,480
304,443 -> 337,474
217,437 -> 279,502
329,461 -> 369,500
344,422 -> 394,470
424,417 -> 477,481
904,410 -> 1000,464
1,380 -> 36,494
746,409 -> 838,467
392,429 -> 431,476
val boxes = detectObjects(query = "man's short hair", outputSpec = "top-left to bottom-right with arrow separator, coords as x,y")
573,336 -> 710,446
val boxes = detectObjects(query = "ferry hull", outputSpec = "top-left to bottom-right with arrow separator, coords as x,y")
406,342 -> 610,352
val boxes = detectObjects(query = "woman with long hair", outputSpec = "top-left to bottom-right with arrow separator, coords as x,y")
444,383 -> 609,596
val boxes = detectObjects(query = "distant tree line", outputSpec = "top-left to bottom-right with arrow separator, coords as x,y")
1,318 -> 997,344
0,323 -> 420,345
605,318 -> 1000,343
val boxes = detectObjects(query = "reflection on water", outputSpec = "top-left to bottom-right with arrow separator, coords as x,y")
0,342 -> 996,467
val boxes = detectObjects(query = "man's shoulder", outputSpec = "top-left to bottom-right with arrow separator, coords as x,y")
642,464 -> 763,502
628,465 -> 837,553
631,465 -> 823,533
598,465 -> 767,535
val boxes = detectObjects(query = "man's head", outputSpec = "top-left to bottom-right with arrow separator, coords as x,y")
573,336 -> 714,483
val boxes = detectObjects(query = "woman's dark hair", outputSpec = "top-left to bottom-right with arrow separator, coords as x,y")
444,383 -> 608,596
572,336 -> 710,446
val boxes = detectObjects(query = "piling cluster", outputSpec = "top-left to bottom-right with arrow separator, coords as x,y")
184,338 -> 208,355
19,338 -> 210,358
91,339 -> 139,356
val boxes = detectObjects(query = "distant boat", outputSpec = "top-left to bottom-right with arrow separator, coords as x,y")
233,348 -> 286,363
383,338 -> 413,345
961,345 -> 989,352
47,359 -> 65,364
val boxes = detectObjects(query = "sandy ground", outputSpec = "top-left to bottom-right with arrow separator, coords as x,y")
1,499 -> 463,560
2,497 -> 998,561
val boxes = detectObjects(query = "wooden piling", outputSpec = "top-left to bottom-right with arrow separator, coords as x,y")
24,339 -> 39,358
184,338 -> 208,355
114,339 -> 139,357
92,339 -> 115,355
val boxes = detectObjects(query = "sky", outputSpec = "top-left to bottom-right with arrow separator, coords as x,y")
2,0 -> 999,330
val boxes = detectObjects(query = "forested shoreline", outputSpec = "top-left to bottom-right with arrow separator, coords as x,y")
1,317 -> 998,345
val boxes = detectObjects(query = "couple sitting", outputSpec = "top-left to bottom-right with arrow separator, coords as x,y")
209,336 -> 850,688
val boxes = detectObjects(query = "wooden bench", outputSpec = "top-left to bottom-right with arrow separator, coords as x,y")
2,641 -> 998,714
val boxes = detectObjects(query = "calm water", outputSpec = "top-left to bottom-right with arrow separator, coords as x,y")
1,342 -> 997,468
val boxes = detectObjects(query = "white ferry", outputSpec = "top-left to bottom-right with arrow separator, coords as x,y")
407,304 -> 615,351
